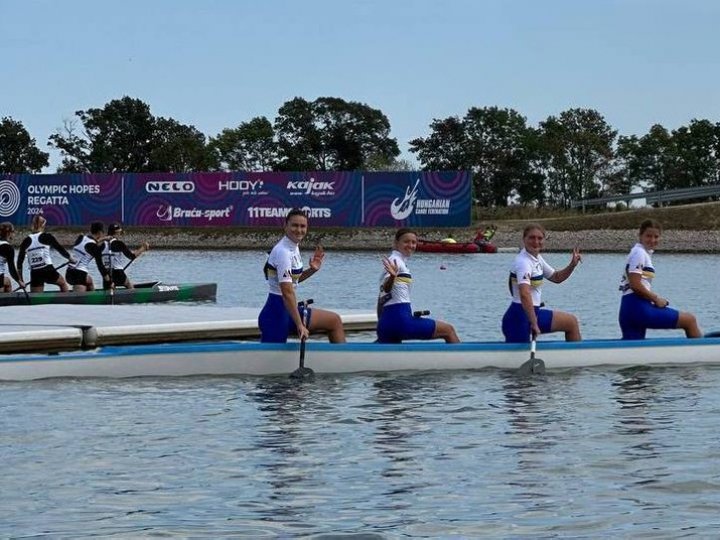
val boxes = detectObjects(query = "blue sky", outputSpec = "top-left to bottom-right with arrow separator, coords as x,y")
3,0 -> 720,171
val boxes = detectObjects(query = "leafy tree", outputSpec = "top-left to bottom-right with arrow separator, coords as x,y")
409,116 -> 470,170
616,125 -> 673,193
49,97 -> 157,172
151,117 -> 216,172
463,107 -> 538,206
669,119 -> 720,189
273,98 -> 320,171
209,116 -> 277,171
48,96 -> 213,173
0,117 -> 49,173
536,108 -> 617,207
410,107 -> 538,206
274,97 -> 399,171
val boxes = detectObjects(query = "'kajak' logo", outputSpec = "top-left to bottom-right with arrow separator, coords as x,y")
390,179 -> 452,220
0,180 -> 21,217
287,178 -> 335,197
390,180 -> 420,220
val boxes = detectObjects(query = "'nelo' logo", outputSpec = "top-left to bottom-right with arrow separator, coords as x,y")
390,180 -> 420,220
145,181 -> 195,193
0,180 -> 21,217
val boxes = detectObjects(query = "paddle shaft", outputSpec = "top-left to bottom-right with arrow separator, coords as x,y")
291,299 -> 314,379
299,335 -> 307,368
12,284 -> 33,305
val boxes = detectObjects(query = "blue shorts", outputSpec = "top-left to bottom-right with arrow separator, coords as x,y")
258,293 -> 313,343
502,302 -> 554,343
377,303 -> 436,343
619,293 -> 680,340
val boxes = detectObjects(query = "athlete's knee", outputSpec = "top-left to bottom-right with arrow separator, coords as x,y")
679,311 -> 701,337
435,321 -> 460,343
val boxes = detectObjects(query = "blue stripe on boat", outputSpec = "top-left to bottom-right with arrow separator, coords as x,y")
4,337 -> 720,364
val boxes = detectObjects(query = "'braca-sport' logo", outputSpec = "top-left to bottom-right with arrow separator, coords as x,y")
390,180 -> 420,220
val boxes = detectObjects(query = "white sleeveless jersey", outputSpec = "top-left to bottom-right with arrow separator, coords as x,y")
102,238 -> 127,270
508,248 -> 555,306
26,233 -> 53,270
378,250 -> 413,307
0,240 -> 8,275
264,236 -> 303,296
69,235 -> 97,273
619,243 -> 654,296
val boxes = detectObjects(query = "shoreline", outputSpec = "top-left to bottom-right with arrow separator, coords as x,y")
27,226 -> 720,253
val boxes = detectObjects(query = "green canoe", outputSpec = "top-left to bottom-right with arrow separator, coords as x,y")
2,282 -> 217,306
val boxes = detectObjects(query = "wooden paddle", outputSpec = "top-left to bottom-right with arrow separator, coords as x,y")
517,336 -> 546,376
290,299 -> 314,381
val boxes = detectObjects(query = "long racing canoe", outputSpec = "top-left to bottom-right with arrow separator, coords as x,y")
0,281 -> 217,306
2,336 -> 720,380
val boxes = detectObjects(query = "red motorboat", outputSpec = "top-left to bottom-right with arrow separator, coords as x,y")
416,226 -> 498,254
417,239 -> 497,254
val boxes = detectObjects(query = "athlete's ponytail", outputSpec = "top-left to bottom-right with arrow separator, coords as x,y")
0,221 -> 14,240
31,215 -> 47,232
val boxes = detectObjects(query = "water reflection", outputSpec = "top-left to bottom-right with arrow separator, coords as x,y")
610,368 -> 674,492
246,378 -> 327,523
369,374 -> 443,485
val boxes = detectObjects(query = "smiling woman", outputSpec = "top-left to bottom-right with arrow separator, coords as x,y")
376,228 -> 459,344
502,223 -> 583,343
257,208 -> 346,344
618,219 -> 702,340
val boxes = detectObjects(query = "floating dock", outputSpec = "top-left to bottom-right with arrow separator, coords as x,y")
0,305 -> 377,354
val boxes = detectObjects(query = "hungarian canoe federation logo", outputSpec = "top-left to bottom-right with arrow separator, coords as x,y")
390,179 -> 420,220
0,180 -> 21,217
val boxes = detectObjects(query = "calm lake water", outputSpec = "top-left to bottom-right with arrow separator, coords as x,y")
3,249 -> 720,537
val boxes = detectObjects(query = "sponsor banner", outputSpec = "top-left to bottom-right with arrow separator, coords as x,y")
0,174 -> 122,225
362,171 -> 471,226
0,171 -> 471,227
124,171 -> 362,227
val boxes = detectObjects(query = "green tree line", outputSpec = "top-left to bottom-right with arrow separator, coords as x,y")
3,96 -> 720,208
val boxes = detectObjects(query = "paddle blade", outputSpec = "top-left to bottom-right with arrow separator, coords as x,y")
517,338 -> 546,376
289,335 -> 314,381
289,366 -> 315,381
517,357 -> 546,376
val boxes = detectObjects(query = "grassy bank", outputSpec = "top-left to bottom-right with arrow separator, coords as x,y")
475,201 -> 720,231
18,201 -> 720,252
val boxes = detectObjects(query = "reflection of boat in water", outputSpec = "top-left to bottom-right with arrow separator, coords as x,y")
3,336 -> 720,380
0,281 -> 217,306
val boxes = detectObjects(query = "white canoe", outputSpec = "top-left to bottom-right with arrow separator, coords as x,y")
2,337 -> 720,380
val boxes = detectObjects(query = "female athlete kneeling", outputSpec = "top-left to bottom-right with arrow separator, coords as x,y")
258,208 -> 346,344
376,228 -> 459,344
618,219 -> 701,340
